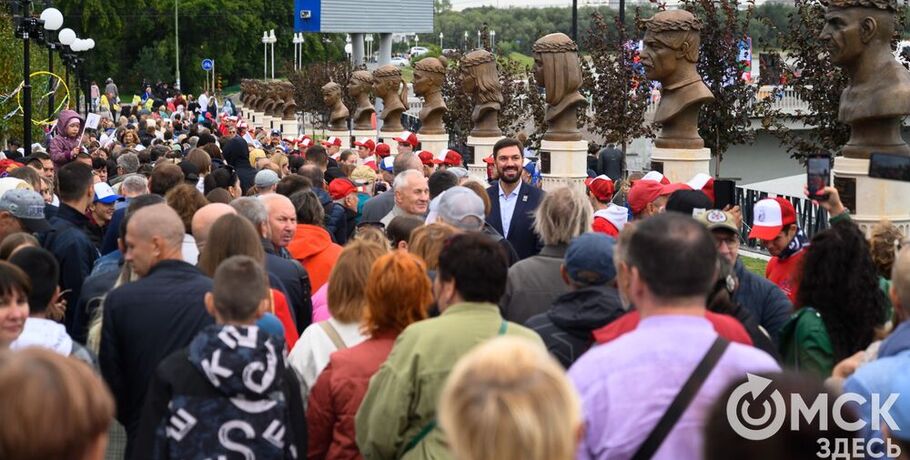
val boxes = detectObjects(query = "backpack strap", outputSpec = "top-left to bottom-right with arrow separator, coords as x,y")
630,337 -> 730,460
318,321 -> 347,351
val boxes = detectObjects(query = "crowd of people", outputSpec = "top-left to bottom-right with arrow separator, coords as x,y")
0,99 -> 909,460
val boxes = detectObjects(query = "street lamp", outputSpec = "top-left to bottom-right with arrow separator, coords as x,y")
293,33 -> 302,70
14,2 -> 65,157
268,29 -> 277,80
175,0 -> 180,91
261,31 -> 268,79
491,30 -> 496,52
41,5 -> 64,119
439,32 -> 443,49
477,30 -> 480,48
463,30 -> 468,51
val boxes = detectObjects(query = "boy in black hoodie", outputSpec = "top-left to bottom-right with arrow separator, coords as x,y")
134,255 -> 307,459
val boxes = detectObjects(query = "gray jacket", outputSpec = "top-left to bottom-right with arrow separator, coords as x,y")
361,189 -> 395,223
499,245 -> 568,324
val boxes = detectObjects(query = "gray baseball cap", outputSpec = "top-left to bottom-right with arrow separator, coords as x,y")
437,186 -> 485,231
0,189 -> 50,233
255,169 -> 280,188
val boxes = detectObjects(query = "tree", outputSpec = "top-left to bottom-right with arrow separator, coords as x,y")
288,60 -> 353,135
757,0 -> 849,161
582,11 -> 653,161
680,0 -> 768,175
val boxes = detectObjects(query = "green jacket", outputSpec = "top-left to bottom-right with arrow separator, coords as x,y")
779,307 -> 834,377
354,302 -> 545,460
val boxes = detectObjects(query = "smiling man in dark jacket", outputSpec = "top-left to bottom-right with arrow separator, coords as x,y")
99,204 -> 214,457
526,232 -> 626,368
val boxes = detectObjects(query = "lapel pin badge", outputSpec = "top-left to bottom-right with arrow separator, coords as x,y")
522,196 -> 528,202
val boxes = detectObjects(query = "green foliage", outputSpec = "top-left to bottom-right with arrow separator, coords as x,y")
43,0 -> 344,96
288,60 -> 353,134
582,11 -> 653,158
680,0 -> 768,173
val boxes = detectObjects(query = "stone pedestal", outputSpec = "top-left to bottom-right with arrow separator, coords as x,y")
467,136 -> 503,184
420,133 -> 448,156
350,129 -> 376,145
328,130 -> 352,149
649,147 -> 711,183
539,139 -> 588,193
833,156 -> 910,235
249,111 -> 260,127
281,118 -> 300,139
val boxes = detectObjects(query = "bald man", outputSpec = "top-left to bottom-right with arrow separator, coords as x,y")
191,203 -> 237,253
99,204 -> 214,455
260,193 -> 297,258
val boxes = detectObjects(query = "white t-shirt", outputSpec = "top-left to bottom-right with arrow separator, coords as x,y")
198,94 -> 209,113
287,317 -> 366,407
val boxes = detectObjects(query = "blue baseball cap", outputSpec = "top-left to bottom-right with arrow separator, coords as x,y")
380,156 -> 395,173
565,232 -> 617,285
93,182 -> 123,204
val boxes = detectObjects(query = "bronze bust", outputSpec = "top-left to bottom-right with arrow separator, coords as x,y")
462,49 -> 503,138
348,70 -> 375,131
279,81 -> 297,120
640,10 -> 715,149
413,56 -> 448,135
322,82 -> 349,131
821,0 -> 910,158
533,33 -> 587,142
372,65 -> 409,133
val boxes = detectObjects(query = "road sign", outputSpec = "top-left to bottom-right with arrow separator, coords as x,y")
201,59 -> 214,71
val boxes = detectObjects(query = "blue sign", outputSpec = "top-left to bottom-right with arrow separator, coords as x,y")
201,59 -> 214,71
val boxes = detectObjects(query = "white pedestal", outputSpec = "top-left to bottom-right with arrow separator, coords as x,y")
420,133 -> 448,156
539,139 -> 588,194
833,156 -> 910,235
467,136 -> 502,184
281,119 -> 300,139
249,111 -> 260,126
649,147 -> 711,183
328,130 -> 352,149
350,130 -> 376,146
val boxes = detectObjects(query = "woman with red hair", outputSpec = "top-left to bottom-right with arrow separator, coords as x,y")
306,252 -> 432,460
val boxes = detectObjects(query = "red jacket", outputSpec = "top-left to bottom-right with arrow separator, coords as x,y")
287,224 -> 343,291
766,250 -> 804,305
307,333 -> 397,460
270,289 -> 299,350
592,311 -> 753,346
592,216 -> 620,238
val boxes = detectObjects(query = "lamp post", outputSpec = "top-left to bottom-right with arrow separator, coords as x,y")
293,33 -> 301,70
14,2 -> 64,157
41,3 -> 64,120
175,0 -> 180,90
365,34 -> 373,62
262,31 -> 268,79
439,32 -> 443,49
491,30 -> 495,52
268,29 -> 276,80
464,30 -> 468,51
476,30 -> 480,48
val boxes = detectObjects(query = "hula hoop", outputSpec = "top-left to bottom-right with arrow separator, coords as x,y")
15,71 -> 70,126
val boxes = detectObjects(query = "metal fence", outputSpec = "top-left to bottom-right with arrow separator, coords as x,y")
736,186 -> 829,250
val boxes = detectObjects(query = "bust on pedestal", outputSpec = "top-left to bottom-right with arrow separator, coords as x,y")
640,10 -> 714,183
372,65 -> 408,139
823,0 -> 910,232
348,70 -> 377,145
532,33 -> 588,192
413,56 -> 449,155
462,49 -> 504,182
323,81 -> 350,146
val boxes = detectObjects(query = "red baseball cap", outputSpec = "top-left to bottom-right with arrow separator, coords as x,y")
584,175 -> 615,202
439,149 -> 463,167
393,131 -> 418,148
641,171 -> 671,185
687,173 -> 716,203
483,155 -> 495,165
321,136 -> 342,147
418,150 -> 441,166
328,178 -> 357,201
628,180 -> 666,215
354,138 -> 375,151
660,182 -> 692,197
375,143 -> 392,158
748,197 -> 797,241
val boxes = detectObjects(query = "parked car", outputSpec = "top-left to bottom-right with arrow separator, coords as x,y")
391,55 -> 409,67
409,46 -> 429,57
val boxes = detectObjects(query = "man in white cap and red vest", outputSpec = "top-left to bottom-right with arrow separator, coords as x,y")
749,197 -> 805,304
584,175 -> 628,238
393,131 -> 418,155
